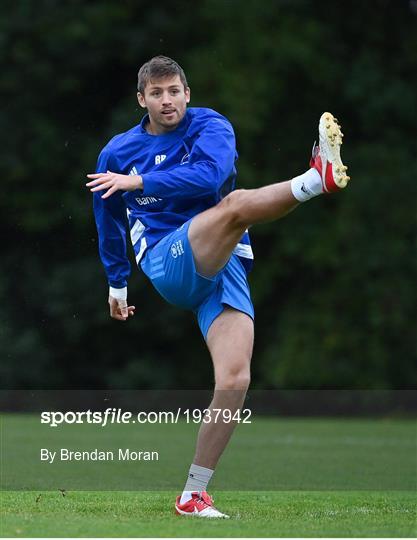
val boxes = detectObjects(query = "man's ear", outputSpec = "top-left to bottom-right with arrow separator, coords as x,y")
185,87 -> 191,104
137,92 -> 146,109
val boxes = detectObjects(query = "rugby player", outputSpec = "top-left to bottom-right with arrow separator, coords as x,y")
87,55 -> 349,518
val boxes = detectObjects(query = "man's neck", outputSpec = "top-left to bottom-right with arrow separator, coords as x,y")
146,118 -> 177,136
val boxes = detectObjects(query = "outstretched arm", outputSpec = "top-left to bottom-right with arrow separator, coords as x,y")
87,170 -> 143,198
86,118 -> 237,201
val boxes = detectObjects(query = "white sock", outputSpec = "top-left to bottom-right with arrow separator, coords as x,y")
291,168 -> 323,202
180,464 -> 214,504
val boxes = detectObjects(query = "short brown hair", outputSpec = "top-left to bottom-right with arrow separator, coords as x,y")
137,55 -> 188,94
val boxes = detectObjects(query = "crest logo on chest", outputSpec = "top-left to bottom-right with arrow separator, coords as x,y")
180,153 -> 190,165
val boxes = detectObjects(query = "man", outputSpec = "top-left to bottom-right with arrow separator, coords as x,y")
87,55 -> 349,518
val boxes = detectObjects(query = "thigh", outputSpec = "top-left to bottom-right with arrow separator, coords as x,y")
188,200 -> 247,278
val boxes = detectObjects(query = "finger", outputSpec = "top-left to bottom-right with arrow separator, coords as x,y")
86,173 -> 108,179
113,304 -> 127,321
86,180 -> 108,188
120,304 -> 128,318
101,185 -> 119,199
117,299 -> 128,319
111,313 -> 126,321
90,181 -> 114,192
110,306 -> 125,320
86,176 -> 111,187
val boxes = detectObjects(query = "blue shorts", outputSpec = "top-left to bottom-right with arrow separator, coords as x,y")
140,220 -> 254,339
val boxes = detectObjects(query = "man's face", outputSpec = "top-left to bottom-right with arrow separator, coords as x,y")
138,75 -> 190,134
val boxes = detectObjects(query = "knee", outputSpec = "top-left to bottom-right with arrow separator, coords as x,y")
218,189 -> 248,227
216,364 -> 251,391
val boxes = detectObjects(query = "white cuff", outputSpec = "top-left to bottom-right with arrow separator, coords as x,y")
109,286 -> 127,301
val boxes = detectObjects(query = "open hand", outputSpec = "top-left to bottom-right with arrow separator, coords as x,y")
86,171 -> 143,199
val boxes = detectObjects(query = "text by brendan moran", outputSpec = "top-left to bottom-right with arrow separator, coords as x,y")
40,448 -> 159,463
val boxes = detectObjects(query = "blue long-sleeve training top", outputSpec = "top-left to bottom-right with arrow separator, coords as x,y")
93,107 -> 253,289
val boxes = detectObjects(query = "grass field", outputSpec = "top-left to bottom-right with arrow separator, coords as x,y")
1,490 -> 416,537
1,415 -> 416,536
2,415 -> 415,491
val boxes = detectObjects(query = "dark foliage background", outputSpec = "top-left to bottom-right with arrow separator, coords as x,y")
1,0 -> 416,389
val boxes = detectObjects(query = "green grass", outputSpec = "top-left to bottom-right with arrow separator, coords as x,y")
1,415 -> 416,536
2,415 -> 415,490
1,490 -> 416,537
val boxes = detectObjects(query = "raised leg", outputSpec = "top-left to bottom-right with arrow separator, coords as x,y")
189,112 -> 350,279
188,179 -> 298,277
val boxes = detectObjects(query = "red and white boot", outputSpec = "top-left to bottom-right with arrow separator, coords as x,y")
175,491 -> 230,518
310,112 -> 350,193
